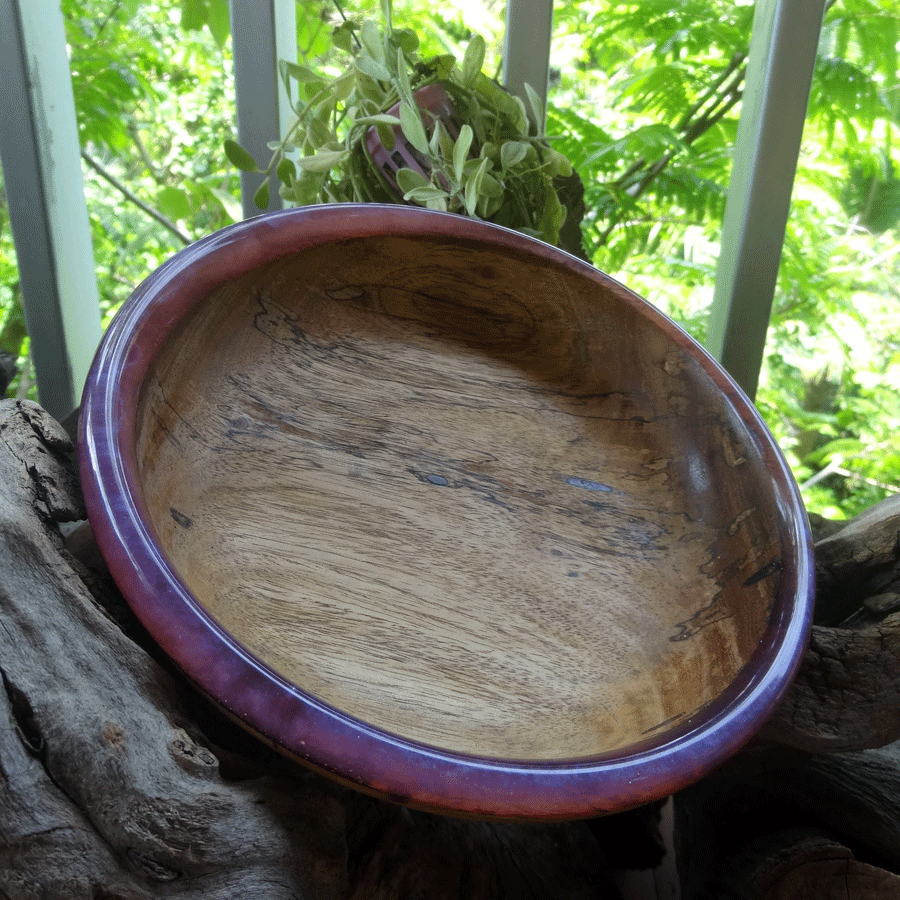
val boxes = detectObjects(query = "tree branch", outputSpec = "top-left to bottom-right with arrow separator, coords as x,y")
596,55 -> 748,248
80,149 -> 192,246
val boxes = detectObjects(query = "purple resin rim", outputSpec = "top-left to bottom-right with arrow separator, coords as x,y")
79,204 -> 815,820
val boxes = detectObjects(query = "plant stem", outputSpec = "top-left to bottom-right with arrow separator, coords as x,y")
81,149 -> 192,245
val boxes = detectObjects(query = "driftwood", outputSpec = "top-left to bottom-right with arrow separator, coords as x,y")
4,396 -> 900,897
758,492 -> 900,753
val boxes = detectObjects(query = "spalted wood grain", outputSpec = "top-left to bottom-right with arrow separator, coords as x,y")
0,399 -> 622,897
134,233 -> 787,760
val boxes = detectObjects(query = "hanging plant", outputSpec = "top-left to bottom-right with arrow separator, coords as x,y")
224,1 -> 584,253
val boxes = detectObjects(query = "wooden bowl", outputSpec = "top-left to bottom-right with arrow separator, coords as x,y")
79,205 -> 814,820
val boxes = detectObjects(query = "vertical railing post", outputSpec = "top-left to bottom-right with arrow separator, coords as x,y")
706,0 -> 826,399
502,0 -> 554,129
229,0 -> 298,219
0,0 -> 103,422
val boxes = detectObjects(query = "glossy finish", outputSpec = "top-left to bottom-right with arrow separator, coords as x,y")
79,205 -> 814,820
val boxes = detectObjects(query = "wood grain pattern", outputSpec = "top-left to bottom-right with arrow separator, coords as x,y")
134,234 -> 784,761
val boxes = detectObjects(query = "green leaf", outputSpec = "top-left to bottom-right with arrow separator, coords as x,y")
404,186 -> 451,204
208,187 -> 242,223
429,119 -> 443,157
539,182 -> 565,245
480,141 -> 498,162
428,53 -> 456,80
463,157 -> 489,177
511,95 -> 529,133
862,179 -> 900,234
500,140 -> 529,171
396,49 -> 415,106
294,149 -> 347,172
354,55 -> 392,84
545,147 -> 573,178
399,100 -> 429,155
332,21 -> 355,53
375,123 -> 396,151
462,34 -> 486,88
432,120 -> 455,163
224,139 -> 259,172
392,28 -> 419,54
207,0 -> 230,47
354,114 -> 403,128
479,171 -> 504,198
380,0 -> 393,33
360,19 -> 385,64
396,167 -> 431,194
254,180 -> 270,209
305,115 -> 335,150
330,72 -> 355,105
156,186 -> 191,221
806,437 -> 866,465
453,124 -> 474,183
180,0 -> 206,32
276,157 -> 297,184
524,83 -> 544,129
464,157 -> 490,216
279,60 -> 323,85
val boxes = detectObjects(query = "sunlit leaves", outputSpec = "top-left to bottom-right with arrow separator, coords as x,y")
398,100 -> 429,154
248,7 -> 577,245
453,124 -> 473,183
179,0 -> 205,32
205,0 -> 230,48
461,34 -> 485,89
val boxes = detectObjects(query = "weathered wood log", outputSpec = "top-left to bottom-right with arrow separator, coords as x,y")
669,494 -> 900,898
675,742 -> 900,898
757,493 -> 900,753
0,398 -> 622,897
713,831 -> 900,900
0,400 -> 347,896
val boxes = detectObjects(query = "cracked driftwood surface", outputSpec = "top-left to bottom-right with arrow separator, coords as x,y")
758,492 -> 900,753
4,396 -> 900,898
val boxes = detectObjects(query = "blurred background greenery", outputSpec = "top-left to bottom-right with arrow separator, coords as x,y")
1,0 -> 898,518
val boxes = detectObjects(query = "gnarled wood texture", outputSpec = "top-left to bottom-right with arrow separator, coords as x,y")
759,493 -> 900,752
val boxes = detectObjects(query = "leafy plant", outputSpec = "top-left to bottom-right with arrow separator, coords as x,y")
224,0 -> 579,250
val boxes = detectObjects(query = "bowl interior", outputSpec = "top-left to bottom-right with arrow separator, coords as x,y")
134,232 -> 785,761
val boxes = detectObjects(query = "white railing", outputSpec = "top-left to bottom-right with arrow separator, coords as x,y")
0,0 -> 825,423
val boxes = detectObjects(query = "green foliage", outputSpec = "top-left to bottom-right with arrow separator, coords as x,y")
226,7 -> 576,248
1,0 -> 239,401
63,0 -> 239,260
